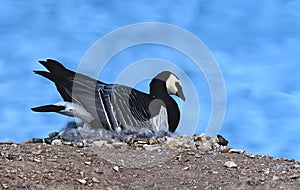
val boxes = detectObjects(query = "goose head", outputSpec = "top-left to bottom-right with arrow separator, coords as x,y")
150,71 -> 185,101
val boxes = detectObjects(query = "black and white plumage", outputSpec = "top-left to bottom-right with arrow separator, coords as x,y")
31,59 -> 185,136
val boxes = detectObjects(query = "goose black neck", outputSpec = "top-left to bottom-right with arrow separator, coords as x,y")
149,78 -> 180,133
149,79 -> 168,98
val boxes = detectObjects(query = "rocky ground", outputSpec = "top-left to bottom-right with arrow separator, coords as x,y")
0,134 -> 300,190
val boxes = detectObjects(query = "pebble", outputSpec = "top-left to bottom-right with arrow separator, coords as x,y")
137,140 -> 148,144
245,153 -> 255,158
149,138 -> 159,145
111,142 -> 127,149
288,174 -> 300,179
46,158 -> 57,162
263,168 -> 270,175
276,165 -> 282,170
84,161 -> 92,166
224,161 -> 238,168
77,179 -> 87,185
162,140 -> 180,150
220,146 -> 231,153
228,148 -> 245,154
93,140 -> 107,147
182,166 -> 190,171
113,165 -> 119,172
51,139 -> 62,146
92,177 -> 100,183
1,183 -> 8,189
142,144 -> 161,151
34,158 -> 42,163
76,142 -> 85,148
63,141 -> 72,145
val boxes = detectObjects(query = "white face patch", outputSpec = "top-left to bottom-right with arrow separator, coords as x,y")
166,74 -> 181,95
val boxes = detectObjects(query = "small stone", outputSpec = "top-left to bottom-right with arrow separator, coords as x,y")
272,176 -> 279,180
63,141 -> 72,145
85,161 -> 92,166
2,183 -> 8,189
136,140 -> 148,144
224,161 -> 238,168
188,143 -> 198,152
34,158 -> 42,163
289,174 -> 300,179
176,155 -> 183,161
77,179 -> 87,185
76,142 -> 85,148
162,141 -> 179,150
111,142 -> 127,149
195,140 -> 212,152
182,166 -> 190,171
51,139 -> 62,146
187,151 -> 196,155
124,138 -> 132,144
245,153 -> 255,158
94,168 -> 103,174
113,166 -> 119,172
46,159 -> 57,162
220,146 -> 231,153
263,168 -> 270,175
143,144 -> 161,151
294,164 -> 300,168
149,138 -> 159,145
93,140 -> 106,147
92,177 -> 100,183
228,148 -> 245,154
193,134 -> 205,141
164,136 -> 175,142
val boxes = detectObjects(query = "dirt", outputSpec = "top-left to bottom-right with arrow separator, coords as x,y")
0,140 -> 300,190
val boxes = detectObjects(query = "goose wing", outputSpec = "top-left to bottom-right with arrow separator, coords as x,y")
71,77 -> 167,133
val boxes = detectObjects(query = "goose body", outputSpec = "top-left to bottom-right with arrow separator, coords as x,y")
32,59 -> 185,136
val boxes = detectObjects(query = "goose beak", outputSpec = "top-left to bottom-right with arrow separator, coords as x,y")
31,105 -> 66,113
176,89 -> 186,101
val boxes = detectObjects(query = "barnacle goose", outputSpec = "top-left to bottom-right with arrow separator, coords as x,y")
31,59 -> 185,136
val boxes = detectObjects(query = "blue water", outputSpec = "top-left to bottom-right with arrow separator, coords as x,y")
1,1 -> 300,160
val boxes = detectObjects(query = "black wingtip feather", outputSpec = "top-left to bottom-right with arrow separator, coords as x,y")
38,59 -> 66,72
33,70 -> 54,81
31,105 -> 66,113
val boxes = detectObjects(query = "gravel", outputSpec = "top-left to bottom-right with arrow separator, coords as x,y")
0,134 -> 300,189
